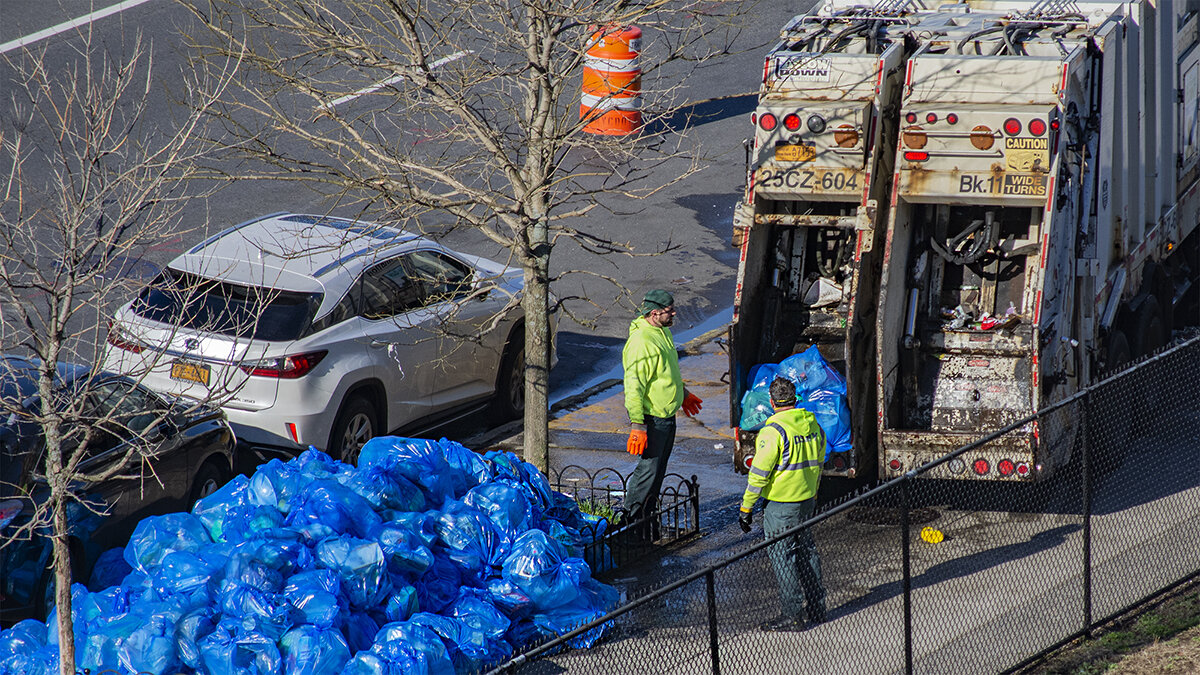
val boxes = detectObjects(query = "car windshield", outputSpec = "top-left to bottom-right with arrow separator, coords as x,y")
132,270 -> 322,341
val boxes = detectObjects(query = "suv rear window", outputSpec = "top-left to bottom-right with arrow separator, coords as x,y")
132,270 -> 322,341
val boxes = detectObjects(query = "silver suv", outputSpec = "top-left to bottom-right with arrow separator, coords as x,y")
103,213 -> 543,460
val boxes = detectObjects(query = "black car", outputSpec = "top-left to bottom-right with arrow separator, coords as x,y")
0,356 -> 236,622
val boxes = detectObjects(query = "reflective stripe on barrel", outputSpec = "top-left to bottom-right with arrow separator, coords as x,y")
580,25 -> 642,135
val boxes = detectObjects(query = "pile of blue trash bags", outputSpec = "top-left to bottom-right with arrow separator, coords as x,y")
0,437 -> 618,675
739,345 -> 853,455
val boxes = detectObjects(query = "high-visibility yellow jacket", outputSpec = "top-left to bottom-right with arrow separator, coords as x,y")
622,316 -> 684,424
741,407 -> 825,511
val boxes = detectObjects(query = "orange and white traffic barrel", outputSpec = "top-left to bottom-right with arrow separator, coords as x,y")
580,25 -> 642,135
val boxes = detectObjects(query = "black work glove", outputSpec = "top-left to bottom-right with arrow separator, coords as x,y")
738,509 -> 753,533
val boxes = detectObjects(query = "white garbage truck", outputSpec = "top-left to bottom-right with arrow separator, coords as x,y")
731,0 -> 1200,482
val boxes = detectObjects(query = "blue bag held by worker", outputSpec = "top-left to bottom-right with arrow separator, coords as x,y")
798,389 -> 852,454
748,363 -> 780,392
739,389 -> 774,431
778,345 -> 848,397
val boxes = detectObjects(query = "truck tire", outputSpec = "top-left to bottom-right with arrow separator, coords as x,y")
1104,329 -> 1131,375
330,396 -> 378,465
1132,296 -> 1166,358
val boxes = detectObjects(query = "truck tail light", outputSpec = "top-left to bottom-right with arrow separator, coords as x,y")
783,113 -> 802,131
240,351 -> 328,379
743,454 -> 755,470
925,112 -> 938,124
970,125 -> 995,150
833,124 -> 859,147
759,113 -> 778,131
1016,462 -> 1030,477
807,114 -> 826,134
998,459 -> 1016,476
972,458 -> 991,475
1003,118 -> 1022,135
903,151 -> 929,162
946,113 -> 959,125
106,321 -> 145,354
905,112 -> 917,123
1028,119 -> 1047,136
888,458 -> 901,471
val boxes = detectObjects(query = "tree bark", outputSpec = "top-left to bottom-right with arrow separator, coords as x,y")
523,238 -> 552,474
53,493 -> 74,675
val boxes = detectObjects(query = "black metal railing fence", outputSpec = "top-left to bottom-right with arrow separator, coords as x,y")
493,334 -> 1200,674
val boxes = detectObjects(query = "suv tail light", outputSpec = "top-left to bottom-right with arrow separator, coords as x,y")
240,351 -> 328,379
106,321 -> 145,354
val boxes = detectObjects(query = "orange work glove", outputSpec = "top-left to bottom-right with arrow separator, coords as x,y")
627,427 -> 648,455
682,392 -> 704,417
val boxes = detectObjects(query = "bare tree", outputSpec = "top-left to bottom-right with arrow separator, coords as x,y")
0,36 -> 232,674
183,0 -> 750,472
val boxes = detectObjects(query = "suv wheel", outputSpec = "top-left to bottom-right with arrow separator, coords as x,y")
492,329 -> 525,422
331,396 -> 377,465
189,460 -> 228,507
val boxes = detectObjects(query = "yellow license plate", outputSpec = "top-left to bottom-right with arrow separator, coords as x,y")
170,361 -> 210,386
774,144 -> 816,162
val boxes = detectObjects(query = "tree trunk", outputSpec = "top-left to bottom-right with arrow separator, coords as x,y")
523,244 -> 552,475
53,493 -> 75,675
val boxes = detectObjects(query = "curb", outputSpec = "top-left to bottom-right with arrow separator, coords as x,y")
464,322 -> 731,451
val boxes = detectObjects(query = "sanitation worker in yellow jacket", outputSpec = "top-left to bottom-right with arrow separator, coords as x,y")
739,376 -> 827,632
622,289 -> 703,527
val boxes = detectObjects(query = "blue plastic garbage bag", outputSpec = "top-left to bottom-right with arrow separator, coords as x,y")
358,437 -> 456,507
501,530 -> 586,610
124,512 -> 211,574
284,570 -> 343,629
449,588 -> 513,666
175,607 -> 218,671
217,579 -> 291,641
227,537 -> 313,593
0,619 -> 46,658
383,583 -> 419,623
315,535 -> 390,610
46,583 -> 93,654
415,550 -> 462,615
149,549 -> 219,604
442,440 -> 492,491
294,447 -> 343,479
376,521 -> 435,577
484,450 -> 554,514
248,458 -> 306,513
115,606 -> 185,675
748,363 -> 781,392
343,611 -> 381,655
280,624 -> 351,675
372,620 -> 454,675
532,576 -> 619,650
408,612 -> 491,673
198,621 -> 283,675
347,466 -> 425,513
0,644 -> 55,675
341,652 -> 390,675
542,520 -> 585,559
388,511 -> 439,548
286,479 -> 382,541
463,483 -> 532,541
485,577 -> 533,618
193,473 -> 251,542
89,546 -> 132,591
798,389 -> 852,454
778,345 -> 847,397
739,390 -> 773,431
435,500 -> 507,583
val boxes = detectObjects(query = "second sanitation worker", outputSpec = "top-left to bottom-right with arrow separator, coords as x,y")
739,376 -> 827,632
622,289 -> 703,525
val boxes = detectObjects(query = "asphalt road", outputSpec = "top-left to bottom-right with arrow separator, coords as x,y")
0,0 -> 811,411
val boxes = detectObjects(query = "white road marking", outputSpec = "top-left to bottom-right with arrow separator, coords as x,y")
1,0 -> 158,55
320,50 -> 471,112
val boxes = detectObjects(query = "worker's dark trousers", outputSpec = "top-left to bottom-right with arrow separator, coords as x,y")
763,498 -> 825,623
624,414 -> 676,524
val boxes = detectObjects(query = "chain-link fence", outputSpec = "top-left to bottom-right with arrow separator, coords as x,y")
493,335 -> 1200,674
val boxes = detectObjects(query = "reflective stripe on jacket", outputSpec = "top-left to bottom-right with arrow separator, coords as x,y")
622,316 -> 684,424
741,407 -> 825,511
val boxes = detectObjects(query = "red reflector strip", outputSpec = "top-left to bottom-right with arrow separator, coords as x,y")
903,151 -> 929,162
968,359 -> 990,367
286,423 -> 300,444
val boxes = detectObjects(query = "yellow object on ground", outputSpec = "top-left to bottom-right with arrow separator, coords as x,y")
920,526 -> 945,544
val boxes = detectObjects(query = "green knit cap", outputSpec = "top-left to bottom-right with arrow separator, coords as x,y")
639,289 -> 674,316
